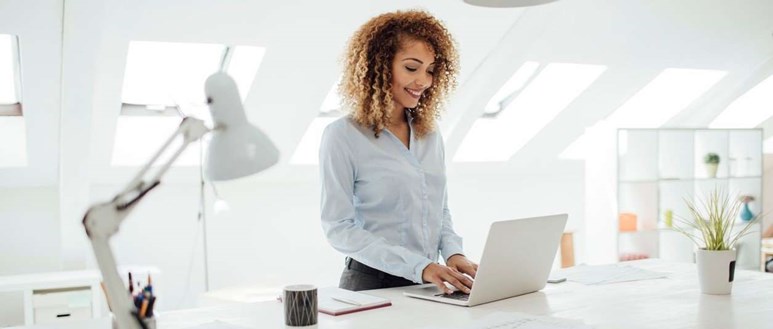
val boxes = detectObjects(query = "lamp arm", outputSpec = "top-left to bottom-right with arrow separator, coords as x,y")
83,117 -> 209,329
115,117 -> 209,207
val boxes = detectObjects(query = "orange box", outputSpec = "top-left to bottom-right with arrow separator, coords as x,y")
619,212 -> 637,232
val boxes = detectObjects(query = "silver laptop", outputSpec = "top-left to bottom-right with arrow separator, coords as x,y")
403,214 -> 567,307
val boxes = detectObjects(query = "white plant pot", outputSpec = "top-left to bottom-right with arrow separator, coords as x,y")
695,249 -> 736,295
705,163 -> 718,178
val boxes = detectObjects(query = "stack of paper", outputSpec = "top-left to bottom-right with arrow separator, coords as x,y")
559,264 -> 667,285
421,312 -> 593,329
318,287 -> 392,316
184,321 -> 251,329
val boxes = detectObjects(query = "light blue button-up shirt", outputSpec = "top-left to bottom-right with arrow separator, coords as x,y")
319,113 -> 464,283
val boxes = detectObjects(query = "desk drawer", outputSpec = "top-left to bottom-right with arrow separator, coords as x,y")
34,305 -> 91,324
32,287 -> 91,308
32,287 -> 92,324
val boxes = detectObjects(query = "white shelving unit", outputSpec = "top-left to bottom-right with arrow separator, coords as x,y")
0,270 -> 102,326
617,129 -> 763,270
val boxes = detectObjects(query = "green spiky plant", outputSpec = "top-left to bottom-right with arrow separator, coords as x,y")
703,153 -> 720,165
672,189 -> 759,250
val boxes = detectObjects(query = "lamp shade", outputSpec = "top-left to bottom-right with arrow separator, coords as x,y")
204,72 -> 279,181
463,0 -> 559,7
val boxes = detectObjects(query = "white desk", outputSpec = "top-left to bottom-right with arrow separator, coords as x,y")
11,260 -> 773,329
0,270 -> 103,325
0,266 -> 160,326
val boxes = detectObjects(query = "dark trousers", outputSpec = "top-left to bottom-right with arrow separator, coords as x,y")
339,257 -> 419,291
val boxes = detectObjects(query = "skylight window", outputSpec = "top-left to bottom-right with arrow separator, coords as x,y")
115,41 -> 265,167
0,117 -> 28,167
290,116 -> 340,165
122,41 -> 224,108
0,35 -> 26,167
289,80 -> 345,165
224,46 -> 266,102
111,116 -> 200,166
0,34 -> 20,105
604,69 -> 726,128
483,61 -> 540,115
709,73 -> 773,128
559,68 -> 726,160
454,63 -> 606,162
121,41 -> 265,113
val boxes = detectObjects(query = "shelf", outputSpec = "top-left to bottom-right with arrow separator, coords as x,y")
620,176 -> 762,184
618,228 -> 686,234
617,128 -> 763,269
619,180 -> 658,184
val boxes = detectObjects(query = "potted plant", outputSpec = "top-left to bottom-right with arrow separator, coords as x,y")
703,153 -> 720,178
672,189 -> 759,294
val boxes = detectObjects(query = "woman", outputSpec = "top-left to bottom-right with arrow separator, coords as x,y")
319,9 -> 477,294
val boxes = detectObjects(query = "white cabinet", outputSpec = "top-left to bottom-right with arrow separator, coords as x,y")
0,270 -> 102,326
32,287 -> 92,324
617,129 -> 763,270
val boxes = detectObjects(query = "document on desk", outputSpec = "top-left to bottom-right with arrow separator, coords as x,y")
421,312 -> 593,329
318,286 -> 392,315
183,320 -> 251,329
558,264 -> 667,285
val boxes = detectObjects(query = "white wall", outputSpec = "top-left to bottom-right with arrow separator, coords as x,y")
763,155 -> 773,234
0,187 -> 60,326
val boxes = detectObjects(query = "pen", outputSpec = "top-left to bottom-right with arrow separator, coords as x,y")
129,272 -> 134,295
139,297 -> 149,319
331,296 -> 362,306
147,274 -> 153,294
146,296 -> 156,317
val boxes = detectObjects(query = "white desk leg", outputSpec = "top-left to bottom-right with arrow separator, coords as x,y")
91,283 -> 102,318
23,290 -> 33,325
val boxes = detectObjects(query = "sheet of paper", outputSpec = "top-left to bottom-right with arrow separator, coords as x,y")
559,264 -> 667,285
184,320 -> 251,329
421,312 -> 593,329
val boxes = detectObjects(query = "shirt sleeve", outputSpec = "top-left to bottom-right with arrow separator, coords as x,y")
439,186 -> 465,262
319,123 -> 433,283
437,131 -> 464,262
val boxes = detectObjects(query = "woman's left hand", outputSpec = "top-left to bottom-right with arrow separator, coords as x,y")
446,254 -> 478,279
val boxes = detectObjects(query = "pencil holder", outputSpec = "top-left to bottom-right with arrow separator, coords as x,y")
111,314 -> 156,329
141,317 -> 157,329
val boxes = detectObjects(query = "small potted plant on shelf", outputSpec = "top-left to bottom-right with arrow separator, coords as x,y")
671,188 -> 759,294
703,153 -> 720,178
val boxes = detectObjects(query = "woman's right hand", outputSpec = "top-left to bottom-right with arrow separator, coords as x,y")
422,263 -> 473,294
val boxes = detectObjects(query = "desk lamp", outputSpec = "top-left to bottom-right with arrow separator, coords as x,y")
82,72 -> 279,329
463,0 -> 559,7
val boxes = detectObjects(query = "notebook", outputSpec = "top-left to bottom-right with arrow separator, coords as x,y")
318,287 -> 392,316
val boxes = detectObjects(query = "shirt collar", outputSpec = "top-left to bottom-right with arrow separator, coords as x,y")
405,109 -> 415,125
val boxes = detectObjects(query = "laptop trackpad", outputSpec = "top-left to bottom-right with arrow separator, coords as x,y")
436,291 -> 470,301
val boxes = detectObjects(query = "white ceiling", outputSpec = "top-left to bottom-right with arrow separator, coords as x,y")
1,0 -> 773,187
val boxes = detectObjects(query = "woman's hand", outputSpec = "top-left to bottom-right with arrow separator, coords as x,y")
421,263 -> 473,294
446,254 -> 478,279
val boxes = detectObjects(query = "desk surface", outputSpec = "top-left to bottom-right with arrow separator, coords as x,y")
12,259 -> 773,329
0,266 -> 161,292
0,270 -> 100,292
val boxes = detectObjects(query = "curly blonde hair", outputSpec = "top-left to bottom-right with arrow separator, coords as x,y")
340,9 -> 459,138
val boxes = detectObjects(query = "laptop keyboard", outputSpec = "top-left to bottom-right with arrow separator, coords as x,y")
435,291 -> 470,301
